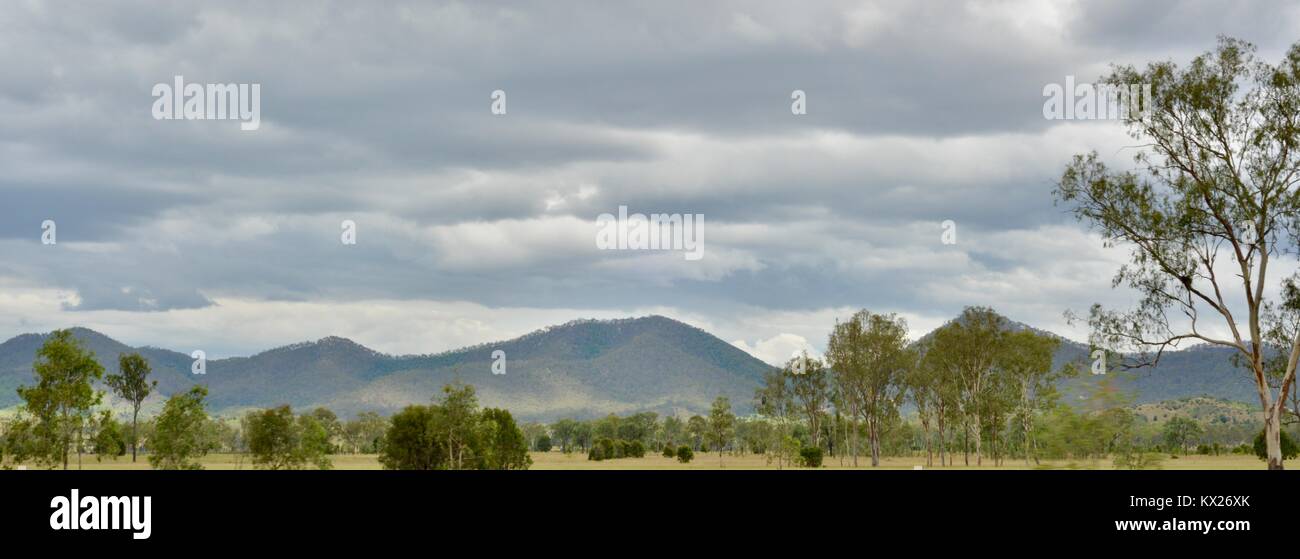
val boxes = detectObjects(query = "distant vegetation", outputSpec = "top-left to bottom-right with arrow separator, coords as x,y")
2,316 -> 1297,471
0,330 -> 530,470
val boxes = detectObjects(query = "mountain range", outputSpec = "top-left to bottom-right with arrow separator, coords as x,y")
0,315 -> 1264,421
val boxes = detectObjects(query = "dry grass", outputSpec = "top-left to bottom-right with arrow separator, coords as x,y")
8,452 -> 1291,470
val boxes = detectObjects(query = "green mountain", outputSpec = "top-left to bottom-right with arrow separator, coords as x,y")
0,316 -> 774,421
0,315 -> 1266,421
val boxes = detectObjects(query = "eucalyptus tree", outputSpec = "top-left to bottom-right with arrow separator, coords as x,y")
999,330 -> 1064,466
1055,38 -> 1300,469
827,310 -> 913,467
787,351 -> 830,449
16,330 -> 105,470
923,307 -> 1007,466
106,353 -> 157,462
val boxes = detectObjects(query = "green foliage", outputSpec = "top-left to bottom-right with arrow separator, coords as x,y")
478,408 -> 532,470
91,412 -> 127,460
297,413 -> 334,470
149,386 -> 213,470
245,405 -> 300,470
378,384 -> 531,470
535,434 -> 552,452
16,330 -> 105,469
1054,37 -> 1300,469
706,396 -> 735,460
1161,416 -> 1204,454
675,445 -> 694,463
662,442 -> 677,458
243,405 -> 333,470
343,411 -> 387,453
1253,429 -> 1299,461
586,437 -> 644,460
827,309 -> 912,466
379,405 -> 445,470
105,352 -> 156,462
798,446 -> 823,468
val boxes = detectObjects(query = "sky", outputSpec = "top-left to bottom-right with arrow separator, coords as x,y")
2,0 -> 1298,363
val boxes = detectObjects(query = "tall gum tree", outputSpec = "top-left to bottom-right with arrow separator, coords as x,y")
1055,37 -> 1300,469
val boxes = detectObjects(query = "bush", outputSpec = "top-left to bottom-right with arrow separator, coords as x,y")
676,445 -> 694,463
662,444 -> 676,458
535,435 -> 552,452
1253,429 -> 1300,461
587,438 -> 648,461
798,446 -> 823,468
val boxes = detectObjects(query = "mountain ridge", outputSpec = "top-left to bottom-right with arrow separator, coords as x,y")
0,315 -> 1264,420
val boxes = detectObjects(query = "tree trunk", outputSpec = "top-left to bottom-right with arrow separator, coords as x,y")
937,413 -> 947,467
973,412 -> 982,466
1265,406 -> 1284,470
1023,414 -> 1032,467
131,406 -> 140,462
868,418 -> 880,467
921,416 -> 933,467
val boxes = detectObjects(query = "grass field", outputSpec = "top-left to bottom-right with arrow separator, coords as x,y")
6,452 -> 1293,470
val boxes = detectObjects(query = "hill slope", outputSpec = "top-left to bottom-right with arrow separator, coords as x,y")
0,315 -> 1268,421
0,316 -> 774,421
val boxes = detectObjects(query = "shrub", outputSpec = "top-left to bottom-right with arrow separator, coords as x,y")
676,445 -> 694,463
798,446 -> 823,468
662,444 -> 676,458
1253,429 -> 1300,461
535,435 -> 552,452
586,438 -> 648,460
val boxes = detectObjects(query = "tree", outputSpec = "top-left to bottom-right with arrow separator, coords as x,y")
661,416 -> 684,450
1055,37 -> 1300,469
245,406 -> 301,470
438,383 -> 480,470
309,407 -> 342,454
755,368 -> 793,466
788,352 -> 830,450
827,310 -> 913,467
999,329 -> 1064,465
1162,417 -> 1204,454
550,418 -> 578,453
91,411 -> 127,461
1253,429 -> 1299,461
17,330 -> 105,469
378,405 -> 446,470
676,445 -> 694,463
149,386 -> 213,470
344,411 -> 387,454
922,307 -> 1006,466
686,415 -> 707,451
478,408 -> 532,470
297,413 -> 334,470
706,396 -> 735,465
105,352 -> 156,462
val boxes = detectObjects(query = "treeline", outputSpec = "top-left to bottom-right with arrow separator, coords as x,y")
524,307 -> 1294,469
0,329 -> 530,470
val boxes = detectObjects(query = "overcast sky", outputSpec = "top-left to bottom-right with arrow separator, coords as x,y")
2,0 -> 1298,362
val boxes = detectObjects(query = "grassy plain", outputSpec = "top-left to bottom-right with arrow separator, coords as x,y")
5,452 -> 1291,470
